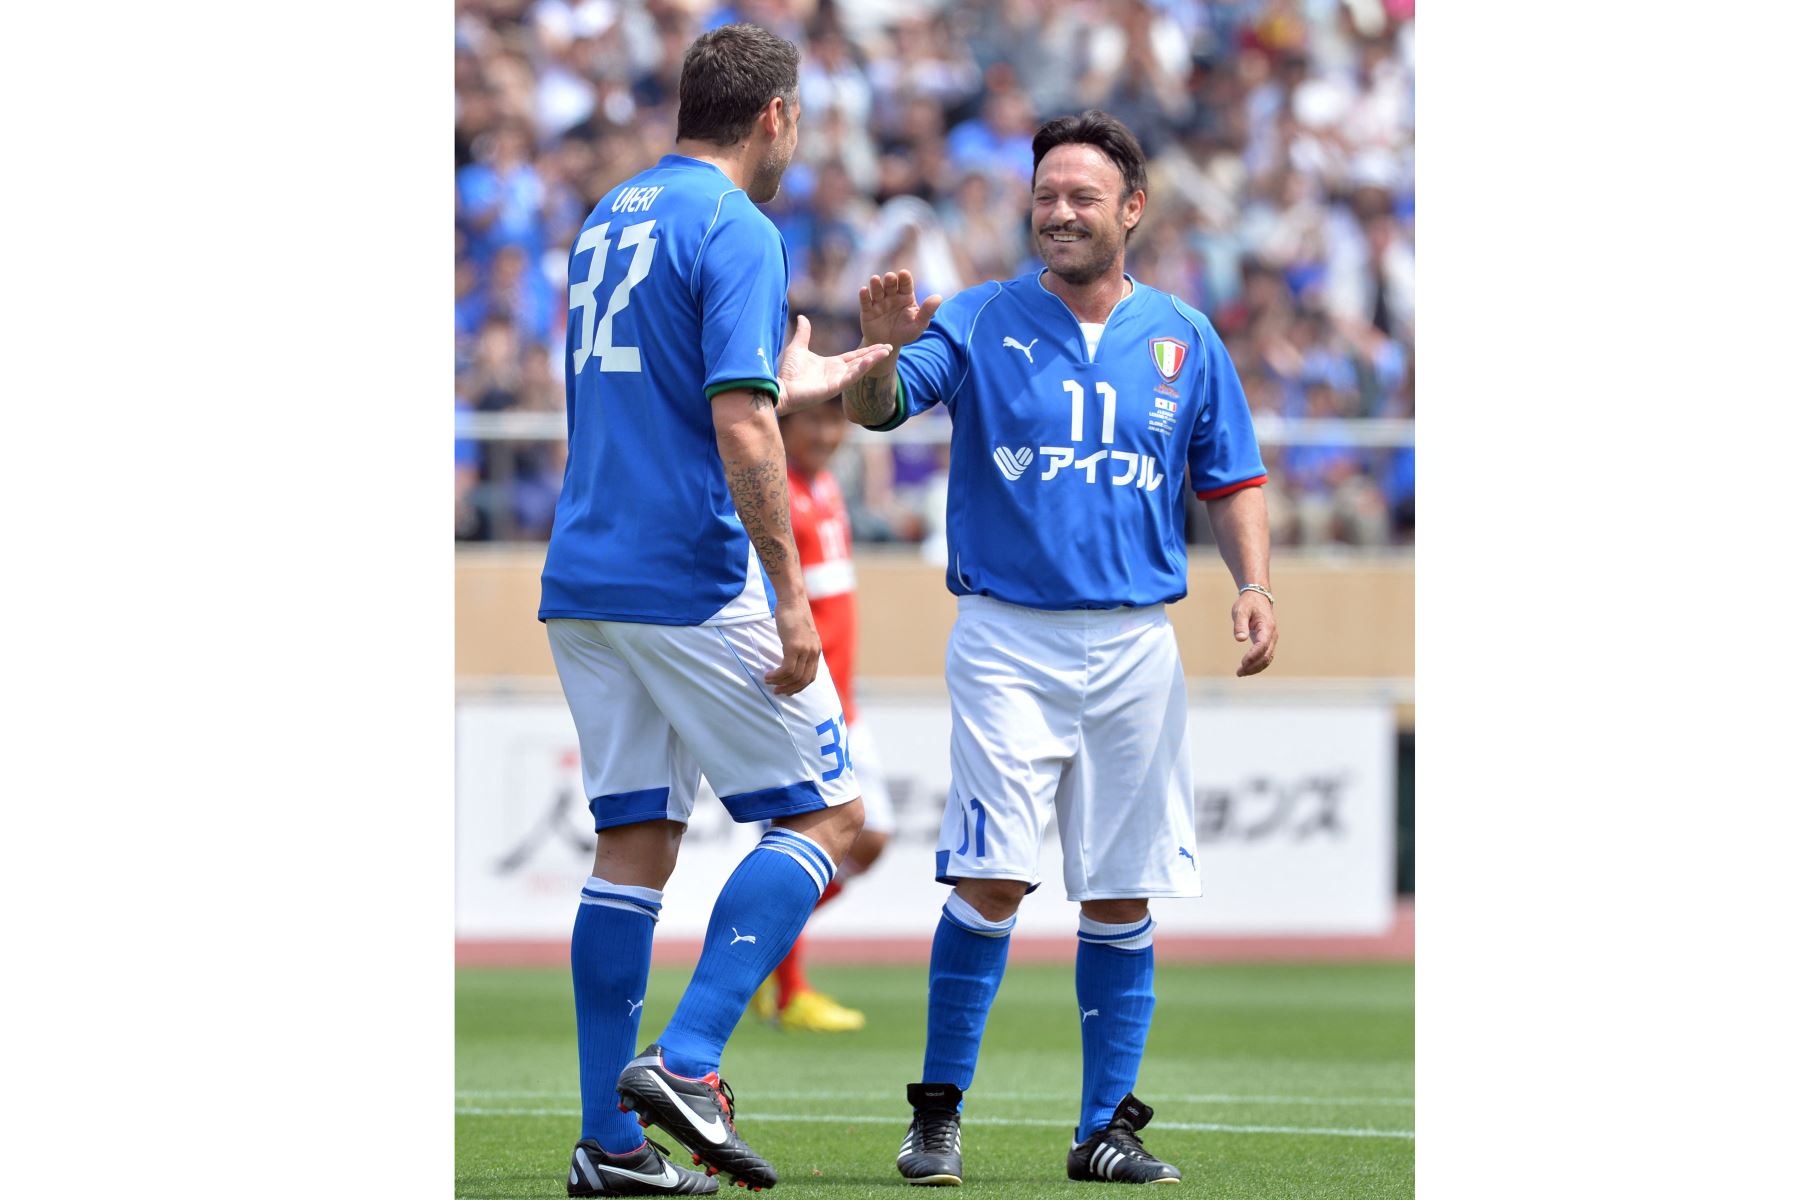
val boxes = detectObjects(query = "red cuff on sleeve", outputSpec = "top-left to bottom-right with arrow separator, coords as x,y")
1194,474 -> 1268,501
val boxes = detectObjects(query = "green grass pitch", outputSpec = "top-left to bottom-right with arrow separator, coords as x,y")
458,961 -> 1413,1199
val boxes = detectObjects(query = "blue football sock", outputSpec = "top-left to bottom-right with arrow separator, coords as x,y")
657,827 -> 835,1078
1075,913 -> 1157,1140
920,891 -> 1015,1093
572,876 -> 662,1153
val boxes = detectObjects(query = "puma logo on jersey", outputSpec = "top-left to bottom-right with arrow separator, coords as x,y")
730,927 -> 757,946
1081,1007 -> 1100,1024
1177,847 -> 1196,868
1003,336 -> 1038,363
993,445 -> 1035,481
627,998 -> 644,1016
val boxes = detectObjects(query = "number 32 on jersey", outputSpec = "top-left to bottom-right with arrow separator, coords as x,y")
569,219 -> 657,374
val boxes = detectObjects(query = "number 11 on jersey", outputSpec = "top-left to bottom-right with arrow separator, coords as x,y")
1063,379 -> 1118,444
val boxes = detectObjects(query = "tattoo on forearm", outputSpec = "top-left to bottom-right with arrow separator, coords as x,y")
747,390 -> 775,413
724,449 -> 793,575
844,372 -> 898,426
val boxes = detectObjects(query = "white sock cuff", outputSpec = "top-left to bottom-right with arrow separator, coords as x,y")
1076,912 -> 1155,951
581,876 -> 665,920
944,890 -> 1017,936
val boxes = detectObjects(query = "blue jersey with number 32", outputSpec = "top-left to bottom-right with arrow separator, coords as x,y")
540,155 -> 789,625
881,271 -> 1266,610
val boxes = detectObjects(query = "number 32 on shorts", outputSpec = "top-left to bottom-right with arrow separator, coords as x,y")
813,713 -> 853,782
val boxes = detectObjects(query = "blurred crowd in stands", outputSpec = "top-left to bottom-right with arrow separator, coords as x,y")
456,0 -> 1415,549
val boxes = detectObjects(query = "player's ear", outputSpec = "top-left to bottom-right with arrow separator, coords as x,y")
761,95 -> 785,138
1122,189 -> 1147,232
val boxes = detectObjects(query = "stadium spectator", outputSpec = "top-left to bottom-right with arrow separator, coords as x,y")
457,122 -> 547,266
454,0 -> 1415,548
484,244 -> 556,346
937,168 -> 1029,285
944,81 -> 1038,186
1282,380 -> 1389,546
464,316 -> 526,413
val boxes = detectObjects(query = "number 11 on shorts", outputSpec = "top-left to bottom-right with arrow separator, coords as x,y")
955,796 -> 988,859
814,713 -> 852,782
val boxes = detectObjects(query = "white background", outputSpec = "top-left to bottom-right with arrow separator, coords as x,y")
456,691 -> 1394,938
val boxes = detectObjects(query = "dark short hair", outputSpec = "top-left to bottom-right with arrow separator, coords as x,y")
677,24 -> 801,146
1031,110 -> 1149,201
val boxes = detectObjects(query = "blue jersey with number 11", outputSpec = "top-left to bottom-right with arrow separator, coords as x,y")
880,271 -> 1267,610
540,155 -> 789,626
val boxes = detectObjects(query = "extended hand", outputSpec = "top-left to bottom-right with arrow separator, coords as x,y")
776,315 -> 892,415
859,270 -> 943,357
1232,592 -> 1278,677
766,597 -> 822,695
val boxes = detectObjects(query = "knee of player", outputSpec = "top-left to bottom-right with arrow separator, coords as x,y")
956,877 -> 1029,922
850,828 -> 890,870
838,795 -> 867,837
775,796 -> 865,861
593,819 -> 685,888
1079,897 -> 1151,924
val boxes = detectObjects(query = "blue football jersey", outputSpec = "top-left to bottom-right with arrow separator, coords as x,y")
539,156 -> 789,625
879,271 -> 1266,610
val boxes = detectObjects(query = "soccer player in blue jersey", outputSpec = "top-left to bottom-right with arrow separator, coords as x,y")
539,24 -> 893,1198
843,110 -> 1279,1186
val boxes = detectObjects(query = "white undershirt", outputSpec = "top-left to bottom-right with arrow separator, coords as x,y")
1074,280 -> 1132,361
1079,322 -> 1105,361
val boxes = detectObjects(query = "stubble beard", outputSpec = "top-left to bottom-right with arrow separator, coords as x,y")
748,142 -> 792,204
1038,224 -> 1124,287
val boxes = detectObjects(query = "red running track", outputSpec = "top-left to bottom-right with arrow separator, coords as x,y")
458,899 -> 1413,967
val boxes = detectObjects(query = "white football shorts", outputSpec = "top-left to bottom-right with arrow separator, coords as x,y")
751,721 -> 890,839
935,595 -> 1201,901
547,616 -> 860,830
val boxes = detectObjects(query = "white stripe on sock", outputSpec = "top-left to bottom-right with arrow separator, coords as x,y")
756,843 -> 828,895
1077,912 -> 1156,951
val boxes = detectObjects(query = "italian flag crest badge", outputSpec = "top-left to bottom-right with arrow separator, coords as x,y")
1149,338 -> 1188,381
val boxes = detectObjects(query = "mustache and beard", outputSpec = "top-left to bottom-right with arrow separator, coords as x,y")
1036,217 -> 1126,286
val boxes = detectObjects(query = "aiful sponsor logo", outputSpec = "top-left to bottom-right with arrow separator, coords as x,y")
992,445 -> 1035,480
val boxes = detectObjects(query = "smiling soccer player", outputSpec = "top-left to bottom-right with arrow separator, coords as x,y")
844,109 -> 1278,1187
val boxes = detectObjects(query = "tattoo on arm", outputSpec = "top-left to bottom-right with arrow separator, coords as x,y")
723,442 -> 794,579
844,371 -> 898,427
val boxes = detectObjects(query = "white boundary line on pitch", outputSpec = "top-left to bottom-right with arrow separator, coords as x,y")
454,1108 -> 1413,1140
455,1089 -> 1413,1107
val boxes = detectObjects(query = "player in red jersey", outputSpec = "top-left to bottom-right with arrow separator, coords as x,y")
752,397 -> 895,1032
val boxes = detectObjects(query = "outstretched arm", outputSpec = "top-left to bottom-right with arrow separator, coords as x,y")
1206,486 -> 1278,677
774,315 -> 892,417
713,388 -> 819,695
845,270 -> 943,428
